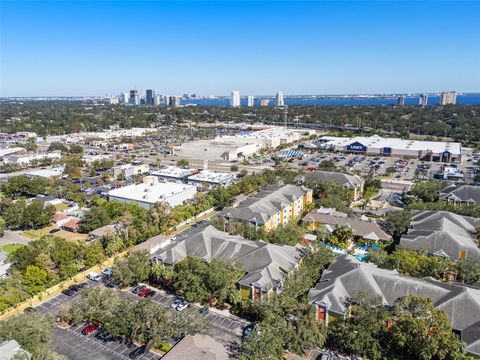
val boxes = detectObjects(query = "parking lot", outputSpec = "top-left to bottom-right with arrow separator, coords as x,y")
122,285 -> 248,340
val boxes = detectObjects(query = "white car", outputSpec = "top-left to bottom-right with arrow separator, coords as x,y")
101,267 -> 112,277
170,299 -> 182,310
87,272 -> 102,282
176,300 -> 190,311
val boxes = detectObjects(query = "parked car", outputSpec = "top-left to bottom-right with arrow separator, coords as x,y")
49,228 -> 61,234
24,307 -> 37,313
132,285 -> 146,294
81,323 -> 99,335
138,288 -> 155,298
62,285 -> 78,296
129,346 -> 147,359
199,306 -> 209,317
101,267 -> 112,277
104,279 -> 119,288
171,298 -> 183,309
242,324 -> 255,338
176,300 -> 189,311
87,272 -> 102,282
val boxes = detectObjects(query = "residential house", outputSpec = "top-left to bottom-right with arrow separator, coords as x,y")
89,224 -> 118,240
31,195 -> 64,207
399,211 -> 480,260
438,184 -> 480,205
308,255 -> 480,356
219,184 -> 313,231
151,225 -> 305,301
295,170 -> 364,201
303,208 -> 390,242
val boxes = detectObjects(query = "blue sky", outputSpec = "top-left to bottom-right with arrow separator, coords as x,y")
1,1 -> 479,96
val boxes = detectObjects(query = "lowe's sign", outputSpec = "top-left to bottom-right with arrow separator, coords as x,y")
346,141 -> 367,152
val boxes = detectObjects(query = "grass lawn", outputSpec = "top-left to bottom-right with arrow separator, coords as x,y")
23,226 -> 56,239
54,203 -> 70,212
57,230 -> 89,242
1,243 -> 25,254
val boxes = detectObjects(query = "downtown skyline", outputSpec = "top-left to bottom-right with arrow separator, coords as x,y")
1,0 -> 479,97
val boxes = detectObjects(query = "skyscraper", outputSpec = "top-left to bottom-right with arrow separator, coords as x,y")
146,89 -> 155,105
129,90 -> 140,105
261,99 -> 270,106
171,96 -> 181,108
154,94 -> 161,106
419,94 -> 428,107
230,90 -> 241,107
121,92 -> 129,104
397,96 -> 405,106
440,91 -> 457,105
247,96 -> 254,107
275,91 -> 284,107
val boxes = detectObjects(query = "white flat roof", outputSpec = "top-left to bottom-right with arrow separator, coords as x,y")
151,166 -> 194,179
108,182 -> 196,205
25,166 -> 64,178
321,135 -> 462,155
188,170 -> 236,184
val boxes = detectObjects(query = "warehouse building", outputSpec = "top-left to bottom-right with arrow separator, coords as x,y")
108,176 -> 196,210
188,170 -> 236,188
150,166 -> 197,182
319,135 -> 462,163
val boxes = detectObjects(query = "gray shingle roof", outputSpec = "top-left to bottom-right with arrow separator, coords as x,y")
399,211 -> 480,260
219,184 -> 311,226
295,170 -> 363,190
439,185 -> 480,203
308,255 -> 480,355
303,211 -> 390,241
152,225 -> 304,292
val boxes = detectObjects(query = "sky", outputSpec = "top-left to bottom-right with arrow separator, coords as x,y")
0,0 -> 479,96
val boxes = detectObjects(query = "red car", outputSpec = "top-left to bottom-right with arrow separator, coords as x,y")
82,323 -> 99,335
138,288 -> 155,298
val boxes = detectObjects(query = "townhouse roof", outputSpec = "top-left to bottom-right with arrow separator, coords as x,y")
399,211 -> 480,260
438,185 -> 480,203
295,170 -> 363,190
303,211 -> 390,241
219,184 -> 311,226
152,225 -> 304,292
308,255 -> 480,355
161,334 -> 228,360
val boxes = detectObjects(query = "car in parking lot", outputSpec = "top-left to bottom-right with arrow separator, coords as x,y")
199,306 -> 210,317
176,299 -> 189,311
242,324 -> 255,338
132,285 -> 146,294
24,307 -> 37,313
62,285 -> 78,296
129,346 -> 147,359
101,267 -> 112,277
87,272 -> 102,282
81,323 -> 99,335
138,288 -> 155,298
104,279 -> 120,288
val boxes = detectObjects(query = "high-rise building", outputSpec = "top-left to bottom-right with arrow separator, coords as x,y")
247,96 -> 254,107
397,96 -> 405,106
261,99 -> 270,106
121,92 -> 129,104
419,94 -> 428,107
275,91 -> 284,107
171,96 -> 181,108
146,89 -> 155,105
129,90 -> 140,105
230,90 -> 241,107
154,94 -> 161,106
440,91 -> 457,105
